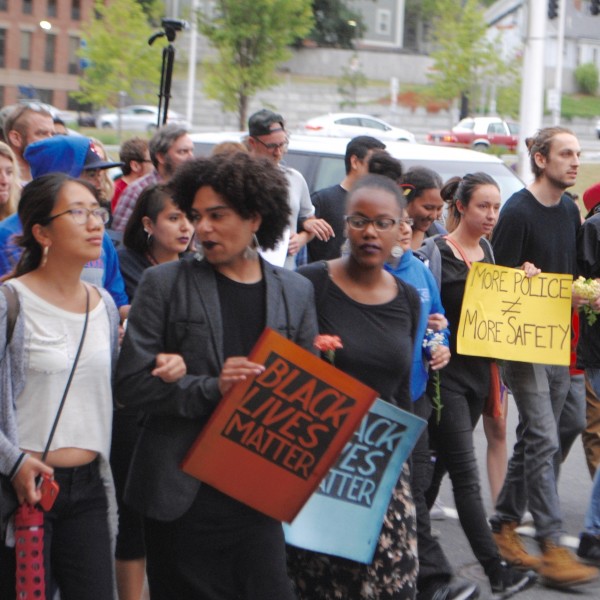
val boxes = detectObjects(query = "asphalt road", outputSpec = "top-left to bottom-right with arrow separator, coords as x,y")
434,393 -> 600,599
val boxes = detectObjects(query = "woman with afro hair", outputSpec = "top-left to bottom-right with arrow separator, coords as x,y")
115,152 -> 318,600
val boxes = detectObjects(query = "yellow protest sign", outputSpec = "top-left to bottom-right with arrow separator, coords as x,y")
457,262 -> 572,366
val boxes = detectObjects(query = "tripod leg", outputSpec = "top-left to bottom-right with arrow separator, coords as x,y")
161,45 -> 176,126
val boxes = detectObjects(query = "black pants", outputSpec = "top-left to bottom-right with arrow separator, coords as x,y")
411,394 -> 453,594
144,484 -> 296,600
1,459 -> 114,600
426,385 -> 500,575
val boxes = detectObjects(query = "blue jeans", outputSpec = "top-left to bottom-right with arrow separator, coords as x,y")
584,467 -> 600,535
559,373 -> 586,465
494,362 -> 570,544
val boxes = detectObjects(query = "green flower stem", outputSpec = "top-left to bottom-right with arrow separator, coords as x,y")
432,371 -> 443,425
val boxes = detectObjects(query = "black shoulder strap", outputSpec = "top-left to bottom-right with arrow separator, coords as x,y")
1,285 -> 20,346
481,236 -> 496,264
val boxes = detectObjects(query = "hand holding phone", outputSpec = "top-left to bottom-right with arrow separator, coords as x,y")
38,474 -> 59,511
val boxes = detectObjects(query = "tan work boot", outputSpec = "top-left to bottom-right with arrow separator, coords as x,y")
492,521 -> 542,571
539,540 -> 599,588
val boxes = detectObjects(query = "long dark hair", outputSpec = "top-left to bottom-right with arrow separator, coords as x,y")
10,173 -> 97,277
441,172 -> 499,231
123,184 -> 173,254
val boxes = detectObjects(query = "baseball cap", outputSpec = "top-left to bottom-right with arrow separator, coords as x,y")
583,182 -> 600,215
83,139 -> 122,171
25,136 -> 122,179
248,109 -> 285,137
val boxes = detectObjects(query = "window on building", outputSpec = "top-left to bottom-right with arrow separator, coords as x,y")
45,34 -> 56,72
0,87 -> 4,107
71,0 -> 81,20
48,0 -> 57,17
68,36 -> 80,75
0,29 -> 5,68
0,0 -> 7,12
23,0 -> 33,14
376,9 -> 391,36
37,89 -> 54,104
20,31 -> 32,70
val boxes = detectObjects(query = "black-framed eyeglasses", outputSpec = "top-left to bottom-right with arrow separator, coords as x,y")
345,215 -> 400,232
252,136 -> 289,153
43,207 -> 110,226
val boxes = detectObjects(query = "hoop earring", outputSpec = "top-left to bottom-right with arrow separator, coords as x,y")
388,245 -> 404,269
243,233 -> 260,260
341,238 -> 351,257
40,245 -> 49,268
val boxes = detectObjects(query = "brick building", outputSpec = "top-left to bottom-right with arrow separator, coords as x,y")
0,0 -> 94,109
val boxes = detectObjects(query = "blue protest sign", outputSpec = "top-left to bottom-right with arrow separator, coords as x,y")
284,398 -> 426,563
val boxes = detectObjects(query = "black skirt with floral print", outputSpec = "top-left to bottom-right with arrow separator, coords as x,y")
287,464 -> 417,600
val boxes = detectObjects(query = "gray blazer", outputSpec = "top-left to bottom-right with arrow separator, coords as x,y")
115,256 -> 318,521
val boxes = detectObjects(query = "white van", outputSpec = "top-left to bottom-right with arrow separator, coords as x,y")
190,132 -> 523,203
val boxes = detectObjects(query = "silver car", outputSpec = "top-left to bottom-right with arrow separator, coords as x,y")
302,113 -> 416,143
96,104 -> 187,133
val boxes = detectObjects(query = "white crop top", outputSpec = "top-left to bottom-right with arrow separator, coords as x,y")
11,280 -> 113,457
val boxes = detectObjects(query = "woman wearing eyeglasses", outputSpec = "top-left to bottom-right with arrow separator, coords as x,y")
288,174 -> 420,599
0,173 -> 120,599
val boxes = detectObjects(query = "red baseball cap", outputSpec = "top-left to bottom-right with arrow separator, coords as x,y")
583,182 -> 600,214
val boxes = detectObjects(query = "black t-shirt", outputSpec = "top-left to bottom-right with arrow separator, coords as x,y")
492,188 -> 580,276
307,184 -> 347,262
577,214 -> 600,368
117,247 -> 152,301
435,237 -> 494,395
215,271 -> 266,358
298,262 -> 420,411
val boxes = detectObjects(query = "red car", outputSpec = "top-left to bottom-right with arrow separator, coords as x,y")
427,117 -> 519,151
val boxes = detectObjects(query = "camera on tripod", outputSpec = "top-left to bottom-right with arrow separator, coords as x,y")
161,18 -> 187,32
148,18 -> 190,127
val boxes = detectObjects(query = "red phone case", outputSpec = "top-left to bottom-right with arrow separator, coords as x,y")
38,475 -> 59,511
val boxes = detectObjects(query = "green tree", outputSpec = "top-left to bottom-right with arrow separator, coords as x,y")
200,0 -> 314,129
72,0 -> 161,109
309,0 -> 364,48
575,63 -> 599,95
427,0 -> 511,117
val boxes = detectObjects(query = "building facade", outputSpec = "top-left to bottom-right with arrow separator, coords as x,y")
0,0 -> 94,108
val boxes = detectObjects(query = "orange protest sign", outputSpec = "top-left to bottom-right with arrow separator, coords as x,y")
181,328 -> 378,522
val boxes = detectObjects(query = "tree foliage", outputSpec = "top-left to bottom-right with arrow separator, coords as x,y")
427,0 -> 513,115
200,0 -> 314,129
72,0 -> 161,109
309,0 -> 364,48
575,63 -> 599,95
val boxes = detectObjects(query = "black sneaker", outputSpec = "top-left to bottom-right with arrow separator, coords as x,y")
417,578 -> 480,600
489,561 -> 537,599
577,532 -> 600,565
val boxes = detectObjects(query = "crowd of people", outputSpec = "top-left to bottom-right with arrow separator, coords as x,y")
0,102 -> 600,600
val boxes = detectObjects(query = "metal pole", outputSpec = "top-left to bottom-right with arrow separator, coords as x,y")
552,0 -> 566,125
186,0 -> 199,126
517,0 -> 547,182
